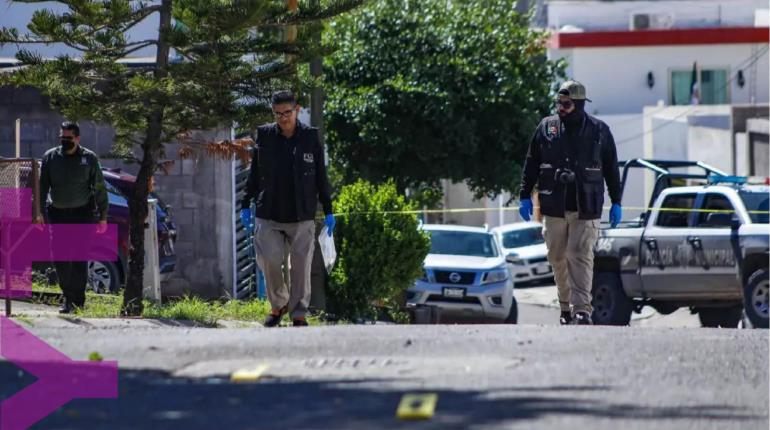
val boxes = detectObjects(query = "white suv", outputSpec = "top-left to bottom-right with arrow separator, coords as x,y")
406,224 -> 518,323
492,222 -> 553,284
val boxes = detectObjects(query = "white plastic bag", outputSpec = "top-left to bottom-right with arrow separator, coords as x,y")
318,227 -> 337,274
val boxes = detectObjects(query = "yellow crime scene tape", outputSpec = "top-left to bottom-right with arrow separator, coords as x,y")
327,206 -> 770,218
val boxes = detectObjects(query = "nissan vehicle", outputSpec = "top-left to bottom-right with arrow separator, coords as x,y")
591,160 -> 769,328
492,221 -> 552,284
406,224 -> 518,323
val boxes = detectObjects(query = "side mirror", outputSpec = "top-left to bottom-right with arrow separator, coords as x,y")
506,254 -> 522,265
731,217 -> 741,230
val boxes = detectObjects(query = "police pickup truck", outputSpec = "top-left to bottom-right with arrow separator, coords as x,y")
591,160 -> 769,328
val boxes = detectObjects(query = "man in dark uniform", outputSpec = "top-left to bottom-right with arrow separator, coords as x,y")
240,91 -> 335,327
518,81 -> 622,325
35,121 -> 109,313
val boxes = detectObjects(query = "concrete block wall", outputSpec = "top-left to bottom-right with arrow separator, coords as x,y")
0,86 -> 235,298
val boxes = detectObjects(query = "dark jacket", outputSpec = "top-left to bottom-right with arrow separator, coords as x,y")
241,121 -> 333,222
519,112 -> 622,220
40,145 -> 109,220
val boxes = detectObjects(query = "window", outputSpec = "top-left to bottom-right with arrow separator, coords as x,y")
670,68 -> 729,105
427,230 -> 498,258
739,190 -> 770,224
695,194 -> 736,228
656,194 -> 697,227
501,227 -> 544,249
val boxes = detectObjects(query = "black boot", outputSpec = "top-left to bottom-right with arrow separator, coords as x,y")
559,311 -> 572,325
59,299 -> 74,314
572,311 -> 593,325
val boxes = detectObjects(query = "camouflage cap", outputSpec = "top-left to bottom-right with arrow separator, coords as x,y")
558,80 -> 592,102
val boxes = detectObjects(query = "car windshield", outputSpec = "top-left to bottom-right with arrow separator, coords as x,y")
739,189 -> 770,224
427,230 -> 498,258
500,227 -> 544,249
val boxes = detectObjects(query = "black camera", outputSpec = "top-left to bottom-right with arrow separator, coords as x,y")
555,168 -> 576,184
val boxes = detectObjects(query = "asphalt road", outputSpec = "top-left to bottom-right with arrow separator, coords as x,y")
2,316 -> 767,430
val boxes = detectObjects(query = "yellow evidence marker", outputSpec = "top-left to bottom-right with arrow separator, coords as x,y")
230,364 -> 269,383
396,393 -> 438,420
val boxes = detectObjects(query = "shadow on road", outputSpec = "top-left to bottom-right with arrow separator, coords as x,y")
0,363 -> 762,429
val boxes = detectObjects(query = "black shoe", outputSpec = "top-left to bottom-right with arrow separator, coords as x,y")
559,311 -> 572,325
572,311 -> 593,325
59,302 -> 73,314
263,306 -> 287,328
292,319 -> 309,327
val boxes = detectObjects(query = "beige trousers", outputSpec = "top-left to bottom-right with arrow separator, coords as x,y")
542,212 -> 599,315
254,218 -> 316,319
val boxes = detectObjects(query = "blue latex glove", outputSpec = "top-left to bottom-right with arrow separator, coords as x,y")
324,214 -> 336,236
519,199 -> 533,222
240,208 -> 253,232
609,203 -> 622,228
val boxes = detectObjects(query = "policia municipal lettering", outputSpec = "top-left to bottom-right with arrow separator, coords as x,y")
35,122 -> 109,314
519,81 -> 622,325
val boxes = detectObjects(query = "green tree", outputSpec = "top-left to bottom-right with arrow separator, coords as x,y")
324,0 -> 564,200
328,180 -> 430,321
0,0 -> 361,315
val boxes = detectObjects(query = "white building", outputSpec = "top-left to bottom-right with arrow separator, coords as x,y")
441,0 -> 769,227
547,0 -> 769,220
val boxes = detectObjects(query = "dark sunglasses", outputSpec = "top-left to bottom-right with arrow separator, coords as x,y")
272,109 -> 295,119
60,136 -> 74,142
555,99 -> 574,109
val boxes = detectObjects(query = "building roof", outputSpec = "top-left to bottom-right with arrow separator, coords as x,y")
549,26 -> 769,48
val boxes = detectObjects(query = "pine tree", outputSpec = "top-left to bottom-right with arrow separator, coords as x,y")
0,0 -> 362,315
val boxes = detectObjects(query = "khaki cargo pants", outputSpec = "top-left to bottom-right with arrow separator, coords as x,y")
542,212 -> 600,315
254,218 -> 315,319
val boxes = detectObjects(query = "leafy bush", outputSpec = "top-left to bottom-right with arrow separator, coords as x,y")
328,180 -> 430,320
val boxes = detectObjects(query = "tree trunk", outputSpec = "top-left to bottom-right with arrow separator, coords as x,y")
121,0 -> 173,316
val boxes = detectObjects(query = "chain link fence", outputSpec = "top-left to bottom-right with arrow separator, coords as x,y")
0,158 -> 40,221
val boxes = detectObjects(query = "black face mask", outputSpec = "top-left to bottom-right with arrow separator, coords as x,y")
60,138 -> 76,152
559,109 -> 583,130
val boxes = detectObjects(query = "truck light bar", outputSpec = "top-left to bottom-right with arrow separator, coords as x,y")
708,174 -> 748,185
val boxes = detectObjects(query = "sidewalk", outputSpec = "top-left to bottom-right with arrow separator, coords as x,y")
6,300 -> 263,329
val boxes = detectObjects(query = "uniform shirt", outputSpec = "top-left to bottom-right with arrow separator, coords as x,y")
39,145 -> 109,220
272,132 -> 299,223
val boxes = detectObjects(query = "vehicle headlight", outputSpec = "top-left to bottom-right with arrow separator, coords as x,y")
482,268 -> 509,284
506,254 -> 526,266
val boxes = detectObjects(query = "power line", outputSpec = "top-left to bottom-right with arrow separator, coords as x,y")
615,44 -> 769,144
603,44 -> 770,129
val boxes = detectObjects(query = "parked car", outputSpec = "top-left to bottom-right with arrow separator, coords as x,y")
492,222 -> 553,284
406,224 -> 518,323
101,167 -> 177,281
592,159 -> 769,328
35,164 -> 177,293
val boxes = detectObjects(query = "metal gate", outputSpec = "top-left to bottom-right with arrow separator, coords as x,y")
233,158 -> 264,299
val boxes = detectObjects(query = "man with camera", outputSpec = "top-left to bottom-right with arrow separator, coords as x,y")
518,81 -> 622,325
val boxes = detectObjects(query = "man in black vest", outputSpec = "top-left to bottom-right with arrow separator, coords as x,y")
518,81 -> 622,325
240,91 -> 335,327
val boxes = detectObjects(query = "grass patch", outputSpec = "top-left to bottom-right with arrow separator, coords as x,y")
30,283 -> 327,326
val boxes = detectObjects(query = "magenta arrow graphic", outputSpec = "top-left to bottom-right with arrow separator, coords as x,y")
0,188 -> 119,429
0,317 -> 118,430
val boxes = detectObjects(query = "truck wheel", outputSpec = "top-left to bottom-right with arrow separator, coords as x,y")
505,296 -> 518,324
698,306 -> 742,328
743,268 -> 769,329
591,272 -> 633,325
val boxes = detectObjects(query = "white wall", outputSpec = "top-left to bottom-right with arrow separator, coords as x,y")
549,44 -> 769,116
547,0 -> 766,31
